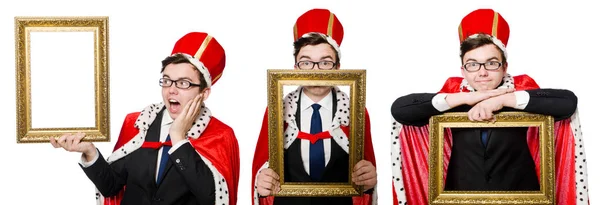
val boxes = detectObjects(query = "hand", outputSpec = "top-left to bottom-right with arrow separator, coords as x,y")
256,168 -> 280,197
468,95 -> 507,122
50,132 -> 97,162
447,88 -> 515,107
170,94 -> 204,144
352,160 -> 377,191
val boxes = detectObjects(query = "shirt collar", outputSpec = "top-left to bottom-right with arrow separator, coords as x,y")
300,87 -> 333,112
161,109 -> 174,126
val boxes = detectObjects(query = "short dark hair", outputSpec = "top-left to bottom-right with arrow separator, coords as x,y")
293,33 -> 340,65
161,53 -> 208,89
460,33 -> 507,64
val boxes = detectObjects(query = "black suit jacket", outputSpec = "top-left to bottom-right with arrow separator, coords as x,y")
390,89 -> 577,191
81,109 -> 216,205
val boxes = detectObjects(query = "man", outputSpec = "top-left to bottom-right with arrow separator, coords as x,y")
390,9 -> 589,205
251,8 -> 377,205
50,32 -> 240,205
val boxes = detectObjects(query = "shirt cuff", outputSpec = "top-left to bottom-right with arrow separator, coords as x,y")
79,148 -> 99,168
432,93 -> 451,112
168,139 -> 190,154
514,90 -> 530,110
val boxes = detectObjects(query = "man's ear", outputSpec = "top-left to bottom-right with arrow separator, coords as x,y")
201,88 -> 211,101
335,63 -> 341,70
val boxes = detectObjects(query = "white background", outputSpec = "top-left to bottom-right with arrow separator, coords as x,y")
30,31 -> 96,128
1,0 -> 598,204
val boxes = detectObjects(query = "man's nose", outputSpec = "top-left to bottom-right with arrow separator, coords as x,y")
477,66 -> 489,76
168,84 -> 178,94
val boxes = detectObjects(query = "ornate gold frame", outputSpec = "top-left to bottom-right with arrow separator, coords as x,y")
267,69 -> 366,197
15,16 -> 110,143
429,112 -> 555,205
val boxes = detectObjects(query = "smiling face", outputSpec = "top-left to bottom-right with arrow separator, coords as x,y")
461,44 -> 507,91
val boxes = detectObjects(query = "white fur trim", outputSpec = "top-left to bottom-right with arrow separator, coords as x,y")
570,109 -> 589,204
301,32 -> 341,59
390,118 -> 407,204
96,102 -> 213,204
467,33 -> 507,59
283,86 -> 350,153
106,102 -> 211,163
253,162 -> 269,205
172,53 -> 213,88
370,185 -> 378,205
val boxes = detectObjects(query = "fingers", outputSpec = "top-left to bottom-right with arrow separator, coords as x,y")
179,95 -> 195,119
469,106 -> 484,121
49,135 -> 60,148
488,88 -> 515,97
56,133 -> 69,150
469,104 -> 495,122
66,133 -> 80,151
352,161 -> 377,185
257,169 -> 280,196
352,160 -> 370,179
72,132 -> 85,147
262,168 -> 280,180
188,94 -> 203,119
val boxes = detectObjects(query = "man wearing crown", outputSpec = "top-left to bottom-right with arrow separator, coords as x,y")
50,32 -> 240,205
389,9 -> 589,205
251,8 -> 377,205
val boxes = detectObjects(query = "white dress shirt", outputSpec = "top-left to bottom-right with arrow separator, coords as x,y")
80,111 -> 190,182
300,89 -> 333,175
431,91 -> 530,112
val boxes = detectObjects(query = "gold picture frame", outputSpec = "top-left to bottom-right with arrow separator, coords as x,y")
15,16 -> 109,143
267,69 -> 366,197
428,112 -> 555,205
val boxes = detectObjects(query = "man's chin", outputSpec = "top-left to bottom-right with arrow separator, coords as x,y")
304,86 -> 330,95
167,112 -> 179,120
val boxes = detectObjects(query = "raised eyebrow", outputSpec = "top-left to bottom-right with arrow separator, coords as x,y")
297,56 -> 311,61
486,57 -> 500,62
320,56 -> 334,61
174,77 -> 193,82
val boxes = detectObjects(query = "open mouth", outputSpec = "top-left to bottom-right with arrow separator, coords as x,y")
168,99 -> 181,113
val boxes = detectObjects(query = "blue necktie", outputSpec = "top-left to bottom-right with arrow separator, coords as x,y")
481,130 -> 489,148
156,134 -> 172,184
309,104 -> 325,181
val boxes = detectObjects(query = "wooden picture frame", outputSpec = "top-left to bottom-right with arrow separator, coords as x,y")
267,69 -> 366,197
428,112 -> 555,205
15,16 -> 110,143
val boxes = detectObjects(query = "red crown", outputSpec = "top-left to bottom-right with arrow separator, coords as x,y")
171,32 -> 226,87
294,8 -> 344,46
458,9 -> 510,58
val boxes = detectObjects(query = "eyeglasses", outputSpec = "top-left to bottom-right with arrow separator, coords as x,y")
296,60 -> 337,70
462,61 -> 503,72
159,78 -> 202,89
